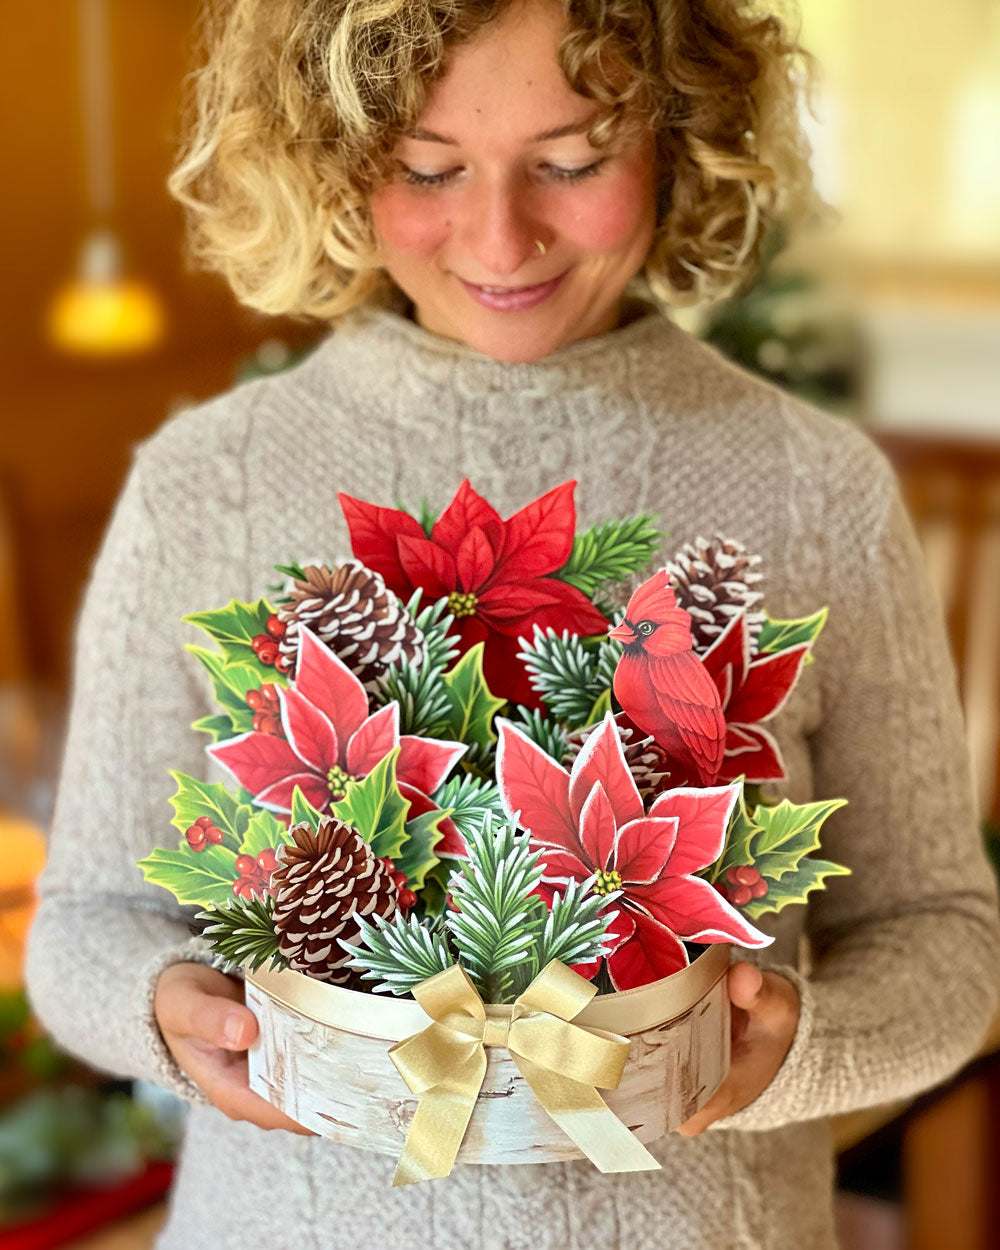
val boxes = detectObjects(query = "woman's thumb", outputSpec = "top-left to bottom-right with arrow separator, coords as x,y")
727,961 -> 764,1011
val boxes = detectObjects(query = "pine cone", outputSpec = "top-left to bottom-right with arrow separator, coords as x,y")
566,712 -> 674,798
277,561 -> 423,691
664,536 -> 764,655
271,817 -> 399,985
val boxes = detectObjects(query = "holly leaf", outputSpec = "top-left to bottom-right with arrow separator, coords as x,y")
740,857 -> 851,919
290,786 -> 325,832
749,798 -> 848,882
584,687 -> 612,728
191,714 -> 233,742
395,808 -> 447,892
183,599 -> 284,678
168,772 -> 253,848
187,648 -> 274,733
704,782 -> 759,884
757,608 -> 828,667
336,749 -> 409,858
440,644 -> 506,750
240,808 -> 293,856
137,844 -> 239,907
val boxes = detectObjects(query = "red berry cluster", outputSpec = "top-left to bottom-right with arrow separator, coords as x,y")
716,864 -> 768,907
233,847 -> 280,900
246,683 -> 282,735
379,857 -> 417,912
251,615 -> 292,675
185,816 -> 224,851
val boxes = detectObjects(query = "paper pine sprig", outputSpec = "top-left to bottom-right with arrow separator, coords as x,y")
519,628 -> 618,728
430,774 -> 505,842
506,705 -> 571,764
508,877 -> 616,1000
197,895 -> 287,974
553,513 -> 664,598
345,913 -> 454,996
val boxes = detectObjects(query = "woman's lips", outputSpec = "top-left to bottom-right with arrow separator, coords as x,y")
458,270 -> 568,311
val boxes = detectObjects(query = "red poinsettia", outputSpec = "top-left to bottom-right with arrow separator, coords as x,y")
496,712 -> 771,989
208,628 -> 469,857
701,611 -> 810,784
337,479 -> 608,706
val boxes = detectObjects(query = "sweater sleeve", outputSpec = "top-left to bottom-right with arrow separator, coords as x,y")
714,442 -> 1000,1132
25,448 -> 216,1104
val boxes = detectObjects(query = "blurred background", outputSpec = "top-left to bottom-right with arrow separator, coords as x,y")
0,0 -> 997,1247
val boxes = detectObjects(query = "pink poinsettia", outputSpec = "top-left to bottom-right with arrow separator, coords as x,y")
702,610 -> 810,784
337,479 -> 609,706
496,712 -> 771,990
208,628 -> 469,857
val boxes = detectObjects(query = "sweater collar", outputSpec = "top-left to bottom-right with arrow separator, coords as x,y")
317,285 -> 679,394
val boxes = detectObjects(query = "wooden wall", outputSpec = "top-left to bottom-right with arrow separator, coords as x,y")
1,2 -> 320,696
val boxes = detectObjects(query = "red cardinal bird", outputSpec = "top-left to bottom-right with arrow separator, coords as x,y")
609,570 -> 726,786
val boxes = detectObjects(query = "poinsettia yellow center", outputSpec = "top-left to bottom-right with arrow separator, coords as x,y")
593,869 -> 622,895
447,591 -> 479,619
326,764 -> 356,801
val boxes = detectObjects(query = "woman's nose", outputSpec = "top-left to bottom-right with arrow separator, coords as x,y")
458,179 -> 547,280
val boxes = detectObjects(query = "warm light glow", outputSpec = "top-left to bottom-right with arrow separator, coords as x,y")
47,277 -> 166,356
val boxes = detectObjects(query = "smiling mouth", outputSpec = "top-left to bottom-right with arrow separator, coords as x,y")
461,273 -> 566,293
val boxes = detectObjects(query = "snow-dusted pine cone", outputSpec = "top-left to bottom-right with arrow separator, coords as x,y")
566,711 -> 674,798
277,561 -> 423,690
270,818 -> 399,985
664,536 -> 764,654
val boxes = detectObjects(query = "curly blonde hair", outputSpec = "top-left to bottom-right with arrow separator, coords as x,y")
168,0 -> 822,321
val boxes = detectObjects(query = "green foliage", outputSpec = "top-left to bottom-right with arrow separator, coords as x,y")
395,807 -> 446,892
197,896 -> 287,973
290,786 -> 325,832
168,772 -> 253,850
335,748 -> 409,858
554,514 -> 664,598
431,774 -> 505,842
509,878 -> 617,999
757,607 -> 828,667
347,815 -> 618,1001
704,792 -> 850,919
375,654 -> 453,737
240,808 -> 293,855
519,628 -> 618,728
191,713 -> 233,742
507,705 -> 570,764
182,598 -> 284,685
137,843 -> 239,908
346,912 -> 454,995
440,643 -> 507,751
445,816 -> 545,1003
406,591 -> 460,673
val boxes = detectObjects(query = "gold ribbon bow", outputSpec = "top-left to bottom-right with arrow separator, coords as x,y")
388,960 -> 661,1186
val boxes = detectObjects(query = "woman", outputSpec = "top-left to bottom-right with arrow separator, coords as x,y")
27,0 -> 1000,1247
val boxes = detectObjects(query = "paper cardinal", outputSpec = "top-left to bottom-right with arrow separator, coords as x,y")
338,479 -> 608,706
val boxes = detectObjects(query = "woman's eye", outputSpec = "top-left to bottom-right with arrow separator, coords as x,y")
398,159 -> 607,188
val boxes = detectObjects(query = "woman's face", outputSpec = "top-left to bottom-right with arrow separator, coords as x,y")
369,0 -> 658,364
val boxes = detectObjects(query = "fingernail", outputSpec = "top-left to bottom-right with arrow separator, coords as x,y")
223,1013 -> 244,1047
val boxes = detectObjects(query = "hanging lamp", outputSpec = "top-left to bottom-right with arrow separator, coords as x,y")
46,0 -> 166,356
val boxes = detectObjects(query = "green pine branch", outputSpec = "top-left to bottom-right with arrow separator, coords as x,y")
518,627 -> 614,728
554,514 -> 664,598
445,815 -> 546,1003
372,592 -> 460,735
196,896 -> 287,974
405,591 -> 461,672
431,774 -> 505,841
343,912 -> 454,995
510,878 -> 618,998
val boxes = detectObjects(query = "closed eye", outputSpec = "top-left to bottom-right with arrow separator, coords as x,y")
399,160 -> 607,188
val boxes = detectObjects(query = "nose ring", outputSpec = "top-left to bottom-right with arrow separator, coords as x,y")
535,239 -> 547,256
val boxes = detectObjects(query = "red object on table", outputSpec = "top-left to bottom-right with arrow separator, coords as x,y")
0,1160 -> 174,1250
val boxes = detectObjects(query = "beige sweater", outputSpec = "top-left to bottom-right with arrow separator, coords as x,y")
26,295 -> 1000,1250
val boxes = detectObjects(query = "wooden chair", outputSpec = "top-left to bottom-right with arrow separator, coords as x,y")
833,431 -> 1000,1250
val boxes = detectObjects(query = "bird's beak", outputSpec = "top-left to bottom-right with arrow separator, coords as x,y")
609,622 -> 637,646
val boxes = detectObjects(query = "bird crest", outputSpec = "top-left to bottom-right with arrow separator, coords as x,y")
619,570 -> 693,654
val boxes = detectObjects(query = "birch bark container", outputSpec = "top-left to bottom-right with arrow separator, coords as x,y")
245,941 -> 731,1165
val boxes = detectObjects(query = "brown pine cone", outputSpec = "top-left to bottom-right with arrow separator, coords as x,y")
270,817 -> 399,985
277,561 -> 423,690
664,535 -> 764,655
566,711 -> 675,798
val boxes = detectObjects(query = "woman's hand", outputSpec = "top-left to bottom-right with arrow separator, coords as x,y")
154,962 -> 315,1135
675,961 -> 800,1136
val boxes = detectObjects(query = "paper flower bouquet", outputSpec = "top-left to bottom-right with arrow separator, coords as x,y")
139,480 -> 847,1182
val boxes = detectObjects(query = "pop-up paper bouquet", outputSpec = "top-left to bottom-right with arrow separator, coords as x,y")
140,480 -> 847,1183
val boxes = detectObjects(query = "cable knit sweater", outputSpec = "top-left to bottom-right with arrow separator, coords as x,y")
26,295 -> 1000,1250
